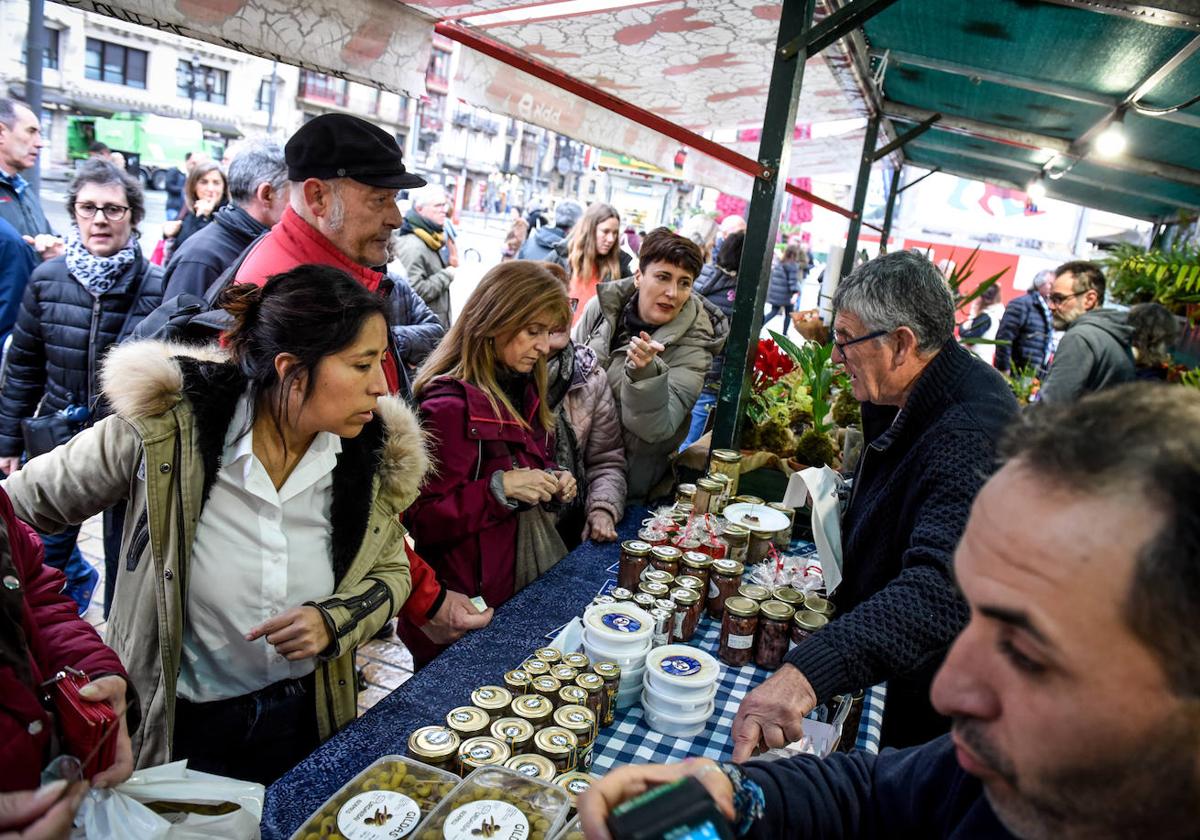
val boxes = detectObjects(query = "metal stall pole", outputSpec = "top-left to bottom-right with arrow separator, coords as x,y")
838,113 -> 880,280
25,0 -> 46,195
879,164 -> 902,252
709,0 -> 817,451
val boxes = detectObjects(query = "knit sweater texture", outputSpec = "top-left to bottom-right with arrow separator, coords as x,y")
783,340 -> 1017,747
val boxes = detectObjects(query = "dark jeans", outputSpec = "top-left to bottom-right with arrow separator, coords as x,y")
765,303 -> 795,334
39,527 -> 92,585
173,672 -> 320,786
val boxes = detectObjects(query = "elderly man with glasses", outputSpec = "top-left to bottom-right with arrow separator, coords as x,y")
731,250 -> 1018,756
1038,261 -> 1135,403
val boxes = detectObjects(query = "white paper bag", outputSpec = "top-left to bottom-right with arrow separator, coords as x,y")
73,761 -> 264,840
783,466 -> 845,594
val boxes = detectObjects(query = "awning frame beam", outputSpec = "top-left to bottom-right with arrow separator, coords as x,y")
780,0 -> 902,60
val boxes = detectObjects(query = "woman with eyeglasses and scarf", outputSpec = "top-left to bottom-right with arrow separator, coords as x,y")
0,160 -> 163,615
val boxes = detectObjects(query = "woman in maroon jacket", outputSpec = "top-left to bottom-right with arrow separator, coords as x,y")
0,486 -> 136,833
399,261 -> 576,666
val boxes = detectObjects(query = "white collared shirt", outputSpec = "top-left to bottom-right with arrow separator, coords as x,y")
178,394 -> 341,703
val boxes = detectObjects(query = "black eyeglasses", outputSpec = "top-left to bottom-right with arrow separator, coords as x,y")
73,202 -> 130,221
833,329 -> 889,354
1047,291 -> 1083,306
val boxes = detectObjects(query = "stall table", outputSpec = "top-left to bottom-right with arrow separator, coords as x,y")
261,510 -> 883,839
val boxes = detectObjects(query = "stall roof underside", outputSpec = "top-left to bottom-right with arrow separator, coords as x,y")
861,0 -> 1200,220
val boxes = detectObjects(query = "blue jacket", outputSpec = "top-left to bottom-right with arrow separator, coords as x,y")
766,260 -> 799,306
0,217 -> 37,343
743,734 -> 1013,839
693,262 -> 737,388
993,290 -> 1051,374
518,224 -> 568,261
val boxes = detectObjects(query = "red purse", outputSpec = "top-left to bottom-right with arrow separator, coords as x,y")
44,667 -> 118,779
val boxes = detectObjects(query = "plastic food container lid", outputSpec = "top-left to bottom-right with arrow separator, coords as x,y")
641,689 -> 715,725
290,753 -> 459,840
582,603 -> 653,646
642,674 -> 718,713
551,815 -> 584,840
413,766 -> 570,840
644,645 -> 721,690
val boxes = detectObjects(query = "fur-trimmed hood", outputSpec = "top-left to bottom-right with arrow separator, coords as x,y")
101,339 -> 430,511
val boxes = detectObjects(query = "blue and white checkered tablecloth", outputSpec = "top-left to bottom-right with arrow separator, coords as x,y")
587,614 -> 887,775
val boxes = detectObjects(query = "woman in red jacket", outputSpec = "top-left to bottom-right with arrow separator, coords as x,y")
400,261 -> 576,666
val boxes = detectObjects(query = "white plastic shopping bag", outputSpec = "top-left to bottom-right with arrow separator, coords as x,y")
783,466 -> 845,594
73,760 -> 264,839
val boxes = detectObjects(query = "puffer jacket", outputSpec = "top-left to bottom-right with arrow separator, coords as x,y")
518,225 -> 569,261
399,376 -> 554,666
573,277 -> 728,501
0,177 -> 52,239
767,260 -> 799,307
547,239 -> 634,281
1039,308 -> 1136,403
0,251 -> 164,457
3,340 -> 426,769
992,289 -> 1052,374
392,231 -> 453,328
0,487 -> 139,792
693,263 -> 738,389
559,343 -> 626,526
163,204 -> 267,299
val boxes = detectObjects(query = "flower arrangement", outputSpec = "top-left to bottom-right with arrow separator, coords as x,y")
1007,363 -> 1041,404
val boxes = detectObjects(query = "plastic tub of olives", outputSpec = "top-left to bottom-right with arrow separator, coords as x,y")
549,815 -> 584,840
290,753 -> 459,839
412,766 -> 571,840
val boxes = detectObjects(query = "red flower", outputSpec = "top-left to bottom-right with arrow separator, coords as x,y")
752,339 -> 794,391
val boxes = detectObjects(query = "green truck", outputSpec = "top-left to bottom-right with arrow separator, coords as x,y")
66,112 -> 215,190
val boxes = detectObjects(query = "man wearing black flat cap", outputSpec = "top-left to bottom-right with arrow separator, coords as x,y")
232,113 -> 492,652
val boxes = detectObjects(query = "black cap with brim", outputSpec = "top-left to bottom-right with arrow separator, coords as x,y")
286,113 -> 426,190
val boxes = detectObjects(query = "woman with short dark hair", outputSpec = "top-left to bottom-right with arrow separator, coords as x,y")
0,159 -> 163,614
3,265 -> 425,783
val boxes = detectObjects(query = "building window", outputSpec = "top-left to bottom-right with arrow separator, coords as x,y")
177,60 -> 228,105
85,38 -> 147,89
255,79 -> 272,111
299,70 -> 348,107
373,88 -> 384,116
23,28 -> 60,70
427,48 -> 450,85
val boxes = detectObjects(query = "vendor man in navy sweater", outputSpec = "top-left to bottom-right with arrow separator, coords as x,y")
582,383 -> 1200,839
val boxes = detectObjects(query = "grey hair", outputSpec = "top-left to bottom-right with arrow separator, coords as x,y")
0,97 -> 29,129
67,158 -> 145,235
227,140 -> 286,206
409,184 -> 447,210
833,250 -> 955,354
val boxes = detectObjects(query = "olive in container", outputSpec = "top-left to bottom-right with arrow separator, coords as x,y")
290,753 -> 458,840
411,766 -> 571,840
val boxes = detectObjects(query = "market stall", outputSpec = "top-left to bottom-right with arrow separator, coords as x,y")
261,503 -> 881,840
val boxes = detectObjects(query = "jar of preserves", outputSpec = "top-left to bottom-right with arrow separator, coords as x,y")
680,551 -> 712,591
503,668 -> 531,696
671,537 -> 701,556
592,594 -> 616,607
574,672 -> 605,723
790,610 -> 829,649
720,524 -> 750,565
553,705 -> 597,770
719,597 -> 760,667
610,587 -> 633,602
471,685 -> 514,721
562,652 -> 590,671
533,726 -> 578,775
591,661 -> 621,726
669,587 -> 703,643
710,449 -> 743,496
504,753 -> 557,782
733,494 -> 764,507
446,706 -> 490,739
618,540 -> 653,590
772,586 -> 804,609
755,600 -> 795,670
632,592 -> 656,611
653,597 -> 677,616
534,647 -> 563,665
550,664 -> 579,683
649,545 -> 682,576
747,529 -> 776,565
674,502 -> 694,519
707,559 -> 745,619
407,725 -> 461,774
691,476 -> 723,515
554,771 -> 594,808
531,675 -> 562,703
458,736 -> 511,775
707,472 -> 732,514
510,693 -> 554,728
737,583 -> 771,604
522,658 -> 551,678
803,593 -> 836,618
637,526 -> 668,546
676,574 -> 704,594
490,717 -> 534,753
649,608 -> 673,647
638,581 -> 670,600
768,502 -> 794,548
642,568 -> 674,588
675,483 -> 697,506
558,685 -> 588,709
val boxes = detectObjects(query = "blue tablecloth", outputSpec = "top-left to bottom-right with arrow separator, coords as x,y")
261,511 -> 883,839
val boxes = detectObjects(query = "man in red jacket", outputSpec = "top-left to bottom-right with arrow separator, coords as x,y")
0,487 -> 136,834
233,114 -> 492,648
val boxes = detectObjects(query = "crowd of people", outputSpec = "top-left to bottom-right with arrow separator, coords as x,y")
0,92 -> 1195,840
